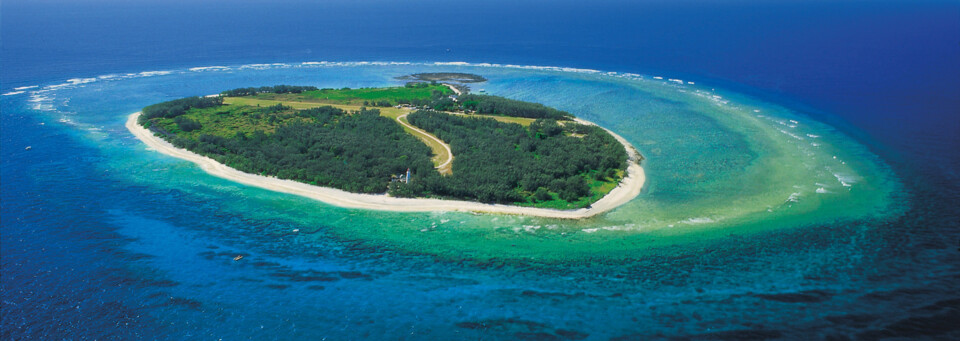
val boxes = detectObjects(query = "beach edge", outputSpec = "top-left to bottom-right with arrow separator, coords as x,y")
126,112 -> 645,219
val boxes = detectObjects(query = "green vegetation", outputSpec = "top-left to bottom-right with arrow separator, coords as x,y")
221,95 -> 455,172
439,94 -> 574,120
139,81 -> 629,208
398,111 -> 626,207
220,85 -> 318,97
148,103 -> 434,194
139,96 -> 223,123
248,84 -> 452,108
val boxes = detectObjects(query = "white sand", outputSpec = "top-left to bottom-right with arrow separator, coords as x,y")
442,83 -> 462,96
127,113 -> 645,219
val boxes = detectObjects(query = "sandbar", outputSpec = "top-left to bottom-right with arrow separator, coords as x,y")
126,112 -> 645,219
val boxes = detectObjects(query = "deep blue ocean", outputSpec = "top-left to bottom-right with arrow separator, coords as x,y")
2,0 -> 958,339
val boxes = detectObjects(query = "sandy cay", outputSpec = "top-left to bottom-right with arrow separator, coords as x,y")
127,112 -> 645,219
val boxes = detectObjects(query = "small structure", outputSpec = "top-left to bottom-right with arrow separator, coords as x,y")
390,168 -> 412,183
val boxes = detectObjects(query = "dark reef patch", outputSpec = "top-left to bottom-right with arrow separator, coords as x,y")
824,313 -> 880,328
270,269 -> 340,282
164,297 -> 202,311
752,290 -> 833,303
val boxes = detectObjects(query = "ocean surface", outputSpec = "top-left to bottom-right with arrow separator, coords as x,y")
2,1 -> 958,340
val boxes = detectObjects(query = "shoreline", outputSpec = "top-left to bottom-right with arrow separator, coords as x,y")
126,112 -> 645,219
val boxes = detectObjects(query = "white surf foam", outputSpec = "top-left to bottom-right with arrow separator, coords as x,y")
138,70 -> 174,77
832,172 -> 856,187
681,217 -> 716,224
189,66 -> 231,72
27,95 -> 52,102
238,63 -> 286,70
786,192 -> 801,202
777,128 -> 804,140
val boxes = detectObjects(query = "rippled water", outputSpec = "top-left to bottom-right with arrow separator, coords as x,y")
2,62 -> 957,339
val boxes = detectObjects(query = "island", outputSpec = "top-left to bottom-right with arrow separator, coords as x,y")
127,75 -> 645,218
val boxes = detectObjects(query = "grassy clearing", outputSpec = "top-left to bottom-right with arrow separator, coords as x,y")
150,103 -> 309,138
307,85 -> 452,104
223,97 -> 327,110
250,85 -> 452,106
447,112 -> 537,127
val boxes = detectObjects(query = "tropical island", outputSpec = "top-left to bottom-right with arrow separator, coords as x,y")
128,74 -> 645,218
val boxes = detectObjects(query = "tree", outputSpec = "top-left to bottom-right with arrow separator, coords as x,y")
534,187 -> 552,202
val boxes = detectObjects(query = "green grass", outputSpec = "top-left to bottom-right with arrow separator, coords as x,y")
251,85 -> 452,106
446,112 -> 537,127
223,97 -> 329,110
150,103 -> 307,139
230,87 -> 536,128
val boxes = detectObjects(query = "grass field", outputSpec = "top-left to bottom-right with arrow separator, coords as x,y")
148,102 -> 305,138
303,85 -> 453,104
249,85 -> 452,106
447,112 -> 537,127
240,86 -> 536,126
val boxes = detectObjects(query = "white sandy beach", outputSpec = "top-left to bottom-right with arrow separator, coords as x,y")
127,112 -> 645,219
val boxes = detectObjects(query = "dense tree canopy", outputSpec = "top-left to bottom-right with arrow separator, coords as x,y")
140,96 -> 223,122
157,106 -> 435,194
398,110 -> 627,204
141,84 -> 630,207
456,94 -> 574,120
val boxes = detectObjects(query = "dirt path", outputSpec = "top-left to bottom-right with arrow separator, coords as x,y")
397,112 -> 454,174
443,83 -> 462,96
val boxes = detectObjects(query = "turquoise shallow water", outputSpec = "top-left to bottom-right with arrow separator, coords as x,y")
5,62 -> 939,339
10,62 -> 901,260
